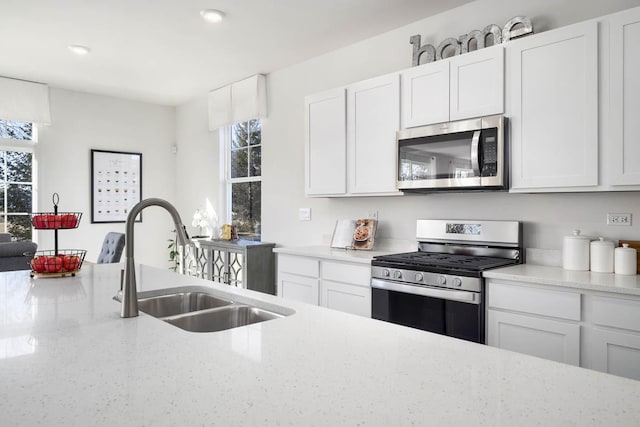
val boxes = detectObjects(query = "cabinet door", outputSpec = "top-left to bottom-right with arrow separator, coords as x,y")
609,9 -> 640,186
583,327 -> 640,380
305,88 -> 347,196
401,61 -> 449,127
347,74 -> 401,195
508,21 -> 598,190
320,279 -> 371,318
450,45 -> 504,121
278,272 -> 319,305
487,310 -> 580,366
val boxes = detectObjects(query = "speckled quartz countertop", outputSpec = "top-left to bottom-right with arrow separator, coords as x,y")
273,245 -> 400,264
2,263 -> 640,426
484,264 -> 640,296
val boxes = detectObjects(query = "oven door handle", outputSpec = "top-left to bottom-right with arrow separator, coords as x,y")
371,279 -> 480,305
470,130 -> 481,177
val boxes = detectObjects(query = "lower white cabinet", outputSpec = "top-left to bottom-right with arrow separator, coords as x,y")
583,327 -> 640,381
279,272 -> 319,305
486,279 -> 640,380
277,254 -> 371,317
487,310 -> 580,366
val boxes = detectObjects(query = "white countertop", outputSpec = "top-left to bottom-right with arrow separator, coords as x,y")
273,245 -> 397,264
2,263 -> 640,426
484,264 -> 640,296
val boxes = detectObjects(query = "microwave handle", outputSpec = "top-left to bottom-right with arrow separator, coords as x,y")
471,130 -> 481,176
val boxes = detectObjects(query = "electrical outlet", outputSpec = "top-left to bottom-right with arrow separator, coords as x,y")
299,208 -> 311,221
367,210 -> 378,220
607,213 -> 631,226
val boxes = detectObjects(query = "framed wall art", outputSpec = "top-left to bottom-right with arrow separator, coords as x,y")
91,149 -> 142,223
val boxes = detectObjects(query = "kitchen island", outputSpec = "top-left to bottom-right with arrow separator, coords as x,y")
1,264 -> 640,426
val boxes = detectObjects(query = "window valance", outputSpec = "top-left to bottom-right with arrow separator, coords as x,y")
208,74 -> 267,130
0,77 -> 51,124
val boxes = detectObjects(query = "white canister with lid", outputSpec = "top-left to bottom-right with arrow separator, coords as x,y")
590,238 -> 614,273
563,229 -> 590,271
615,244 -> 637,275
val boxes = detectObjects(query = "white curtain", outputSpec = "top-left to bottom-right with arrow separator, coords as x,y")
0,76 -> 51,124
208,74 -> 267,130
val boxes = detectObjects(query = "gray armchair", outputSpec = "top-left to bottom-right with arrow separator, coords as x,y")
0,233 -> 38,272
97,232 -> 125,264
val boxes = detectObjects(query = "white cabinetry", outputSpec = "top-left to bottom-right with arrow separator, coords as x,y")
347,74 -> 401,195
583,295 -> 640,380
608,8 -> 640,187
277,255 -> 319,305
487,278 -> 640,380
304,75 -> 401,197
487,282 -> 581,366
304,89 -> 347,196
401,45 -> 504,128
507,21 -> 598,191
277,254 -> 372,317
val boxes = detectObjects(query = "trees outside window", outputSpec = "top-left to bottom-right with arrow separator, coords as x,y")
0,120 -> 35,241
227,119 -> 261,240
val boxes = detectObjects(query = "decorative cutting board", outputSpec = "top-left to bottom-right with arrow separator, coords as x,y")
618,240 -> 640,274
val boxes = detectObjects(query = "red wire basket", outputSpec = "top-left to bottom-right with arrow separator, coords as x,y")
30,249 -> 87,276
30,212 -> 82,229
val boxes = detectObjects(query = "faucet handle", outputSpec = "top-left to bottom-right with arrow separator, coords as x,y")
120,269 -> 125,291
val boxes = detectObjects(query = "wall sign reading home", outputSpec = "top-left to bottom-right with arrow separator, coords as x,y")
410,16 -> 533,66
91,149 -> 142,223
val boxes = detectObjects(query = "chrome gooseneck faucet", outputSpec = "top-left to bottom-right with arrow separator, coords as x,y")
121,198 -> 191,318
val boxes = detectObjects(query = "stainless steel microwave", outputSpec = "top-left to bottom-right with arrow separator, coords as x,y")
397,115 -> 507,191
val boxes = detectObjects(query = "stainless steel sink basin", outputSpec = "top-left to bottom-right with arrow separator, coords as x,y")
164,305 -> 284,333
137,292 -> 233,317
114,285 -> 294,332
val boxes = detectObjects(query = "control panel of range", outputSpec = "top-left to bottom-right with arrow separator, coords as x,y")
371,266 -> 481,292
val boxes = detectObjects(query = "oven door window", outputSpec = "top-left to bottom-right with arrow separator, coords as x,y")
372,287 -> 483,343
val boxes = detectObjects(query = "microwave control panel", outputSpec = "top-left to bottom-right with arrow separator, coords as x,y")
481,129 -> 498,177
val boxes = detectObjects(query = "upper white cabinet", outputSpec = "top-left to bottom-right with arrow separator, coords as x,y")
347,74 -> 401,195
305,75 -> 401,197
401,60 -> 449,127
507,21 -> 599,191
401,45 -> 504,128
450,45 -> 505,121
608,8 -> 640,187
304,89 -> 347,196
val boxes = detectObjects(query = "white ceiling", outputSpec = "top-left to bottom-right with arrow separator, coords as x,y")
0,0 -> 475,106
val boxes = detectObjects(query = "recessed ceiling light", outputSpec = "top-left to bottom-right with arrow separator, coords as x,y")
200,9 -> 225,23
67,45 -> 91,55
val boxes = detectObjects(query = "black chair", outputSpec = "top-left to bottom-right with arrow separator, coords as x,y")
97,232 -> 125,264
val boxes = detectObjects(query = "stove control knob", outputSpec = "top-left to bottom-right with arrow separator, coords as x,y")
452,278 -> 462,287
415,273 -> 424,282
438,276 -> 447,285
394,270 -> 403,280
382,269 -> 390,277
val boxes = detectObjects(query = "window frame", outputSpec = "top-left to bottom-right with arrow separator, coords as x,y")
219,120 -> 262,236
0,122 -> 38,242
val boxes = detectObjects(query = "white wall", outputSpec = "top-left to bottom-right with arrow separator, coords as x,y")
174,96 -> 222,238
177,0 -> 640,253
36,88 -> 177,268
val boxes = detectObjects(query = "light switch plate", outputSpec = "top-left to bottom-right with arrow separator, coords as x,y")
299,208 -> 311,221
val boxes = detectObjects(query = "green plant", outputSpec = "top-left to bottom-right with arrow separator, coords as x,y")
168,230 -> 180,271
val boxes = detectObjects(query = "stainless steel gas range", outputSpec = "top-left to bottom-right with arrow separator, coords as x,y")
371,220 -> 522,343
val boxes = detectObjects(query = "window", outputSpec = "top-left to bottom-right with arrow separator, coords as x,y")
0,120 -> 36,241
224,119 -> 261,240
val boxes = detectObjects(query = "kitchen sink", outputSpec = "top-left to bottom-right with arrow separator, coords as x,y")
137,292 -> 233,317
164,305 -> 284,333
114,285 -> 293,332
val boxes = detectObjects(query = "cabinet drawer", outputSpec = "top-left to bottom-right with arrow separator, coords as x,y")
488,282 -> 581,321
277,255 -> 319,277
592,296 -> 640,332
321,261 -> 370,287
